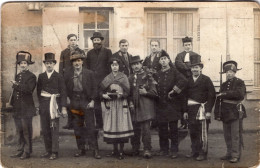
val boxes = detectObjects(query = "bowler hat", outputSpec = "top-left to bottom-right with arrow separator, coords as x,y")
16,51 -> 34,64
182,36 -> 192,44
70,50 -> 85,62
43,52 -> 56,64
222,60 -> 241,73
129,55 -> 143,64
90,32 -> 104,40
189,53 -> 204,68
158,50 -> 170,59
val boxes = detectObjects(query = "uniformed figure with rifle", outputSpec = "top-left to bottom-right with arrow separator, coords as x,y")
214,60 -> 247,163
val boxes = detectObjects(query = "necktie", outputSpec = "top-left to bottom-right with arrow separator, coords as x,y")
123,53 -> 128,63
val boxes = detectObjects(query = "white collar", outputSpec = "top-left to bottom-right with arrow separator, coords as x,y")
46,70 -> 54,79
192,75 -> 200,82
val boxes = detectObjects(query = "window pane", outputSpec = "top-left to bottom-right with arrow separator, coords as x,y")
254,63 -> 260,87
97,11 -> 109,29
147,13 -> 167,36
83,11 -> 95,29
254,13 -> 260,37
99,30 -> 109,48
147,38 -> 167,55
84,30 -> 95,49
173,38 -> 183,58
173,13 -> 193,36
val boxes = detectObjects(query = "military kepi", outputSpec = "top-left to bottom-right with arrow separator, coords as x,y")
189,53 -> 203,68
16,51 -> 34,64
43,52 -> 56,64
222,60 -> 242,73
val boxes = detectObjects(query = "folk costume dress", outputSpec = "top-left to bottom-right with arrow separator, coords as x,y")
100,72 -> 134,144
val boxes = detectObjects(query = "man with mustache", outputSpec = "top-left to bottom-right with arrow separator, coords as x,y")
10,51 -> 37,160
183,54 -> 216,161
59,34 -> 85,130
214,60 -> 246,163
64,51 -> 101,159
37,52 -> 67,160
85,32 -> 112,129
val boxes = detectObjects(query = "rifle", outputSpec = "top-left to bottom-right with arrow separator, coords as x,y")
218,55 -> 223,119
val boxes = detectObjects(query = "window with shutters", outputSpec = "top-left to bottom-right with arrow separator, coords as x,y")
79,8 -> 114,52
144,9 -> 198,60
254,10 -> 260,88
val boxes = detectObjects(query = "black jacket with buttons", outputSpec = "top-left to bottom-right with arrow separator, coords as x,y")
214,77 -> 246,122
112,51 -> 133,76
11,70 -> 37,118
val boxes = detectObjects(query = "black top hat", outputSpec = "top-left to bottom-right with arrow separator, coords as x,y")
90,32 -> 104,40
43,52 -> 56,64
70,50 -> 85,62
189,53 -> 203,68
130,55 -> 143,64
158,50 -> 170,59
16,51 -> 34,64
182,36 -> 193,43
222,60 -> 241,73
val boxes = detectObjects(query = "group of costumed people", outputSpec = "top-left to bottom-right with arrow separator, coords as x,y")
9,32 -> 246,164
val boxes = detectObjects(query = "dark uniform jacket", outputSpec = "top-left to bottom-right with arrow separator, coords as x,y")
112,51 -> 133,76
85,47 -> 112,85
11,70 -> 37,118
143,50 -> 174,73
185,74 -> 216,124
59,46 -> 85,75
64,67 -> 97,102
129,70 -> 157,122
37,71 -> 67,111
214,77 -> 246,123
175,51 -> 198,78
154,66 -> 187,122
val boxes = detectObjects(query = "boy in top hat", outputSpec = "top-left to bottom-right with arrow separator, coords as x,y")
10,51 -> 37,160
112,39 -> 133,76
154,50 -> 187,158
183,54 -> 216,161
37,52 -> 67,160
214,60 -> 246,163
64,50 -> 101,159
60,34 -> 85,130
128,55 -> 158,158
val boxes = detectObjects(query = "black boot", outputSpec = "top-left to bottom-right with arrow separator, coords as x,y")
10,151 -> 23,158
93,150 -> 101,159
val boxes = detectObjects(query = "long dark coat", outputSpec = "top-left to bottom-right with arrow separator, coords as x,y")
154,66 -> 187,122
59,46 -> 85,75
175,51 -> 198,78
112,51 -> 133,76
37,71 -> 67,111
85,47 -> 112,85
129,70 -> 157,122
11,70 -> 37,118
214,77 -> 246,123
185,74 -> 216,124
64,67 -> 97,102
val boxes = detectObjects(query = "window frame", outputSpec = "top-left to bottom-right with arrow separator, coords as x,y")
254,9 -> 260,89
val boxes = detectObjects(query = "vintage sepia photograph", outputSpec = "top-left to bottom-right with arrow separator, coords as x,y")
1,1 -> 259,168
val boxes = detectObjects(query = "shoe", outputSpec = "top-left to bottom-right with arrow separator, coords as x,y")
41,152 -> 51,158
186,152 -> 199,158
143,150 -> 152,159
63,123 -> 73,130
106,151 -> 119,157
196,155 -> 207,161
171,152 -> 178,159
10,151 -> 23,158
157,150 -> 169,156
229,157 -> 239,163
49,153 -> 58,160
124,150 -> 139,156
74,150 -> 85,157
93,150 -> 101,159
20,152 -> 30,160
220,155 -> 232,160
118,152 -> 124,160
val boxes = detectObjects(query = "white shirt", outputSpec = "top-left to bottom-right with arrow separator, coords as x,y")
192,75 -> 200,82
46,70 -> 54,79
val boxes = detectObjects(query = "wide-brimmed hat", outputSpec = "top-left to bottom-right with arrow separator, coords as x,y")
189,53 -> 204,68
222,60 -> 241,73
90,32 -> 104,40
70,50 -> 85,62
43,52 -> 56,64
129,55 -> 143,64
16,51 -> 34,64
158,50 -> 170,59
182,36 -> 192,44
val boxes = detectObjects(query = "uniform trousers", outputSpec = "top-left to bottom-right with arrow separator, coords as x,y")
158,120 -> 178,153
223,119 -> 240,158
13,117 -> 33,154
131,120 -> 152,151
